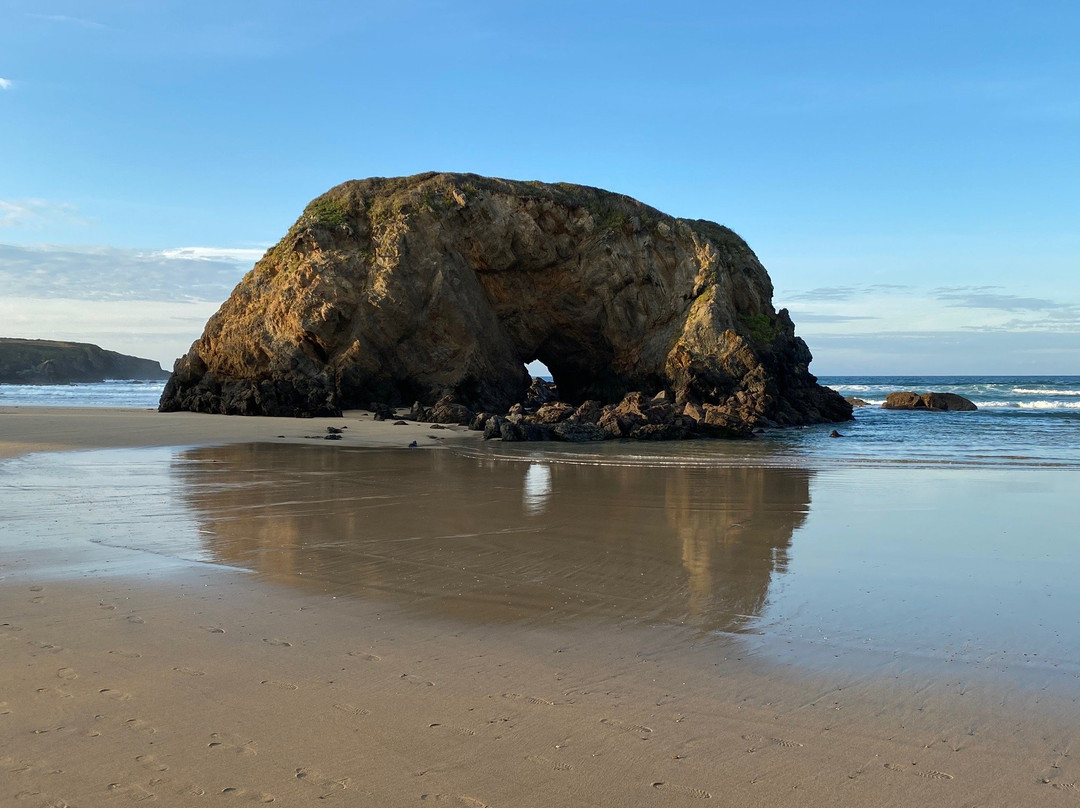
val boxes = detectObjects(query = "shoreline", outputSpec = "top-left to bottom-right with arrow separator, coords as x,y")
0,405 -> 477,460
2,408 -> 1079,806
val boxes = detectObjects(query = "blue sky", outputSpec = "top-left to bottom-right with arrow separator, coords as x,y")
2,1 -> 1077,373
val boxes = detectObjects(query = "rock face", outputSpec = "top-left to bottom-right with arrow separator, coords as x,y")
0,338 -> 169,384
882,391 -> 978,411
160,173 -> 851,429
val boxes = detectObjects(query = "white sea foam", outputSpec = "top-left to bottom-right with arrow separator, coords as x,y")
982,400 -> 1080,410
1013,388 -> 1080,396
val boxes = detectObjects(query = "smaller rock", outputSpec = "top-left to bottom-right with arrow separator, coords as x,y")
571,400 -> 603,424
393,420 -> 408,425
630,423 -> 687,441
326,426 -> 345,434
469,412 -> 493,431
552,422 -> 606,442
324,433 -> 342,440
483,416 -> 505,440
844,397 -> 871,407
430,424 -> 447,430
525,378 -> 558,407
534,401 -> 575,423
882,391 -> 977,411
370,402 -> 394,421
829,430 -> 843,438
408,440 -> 418,448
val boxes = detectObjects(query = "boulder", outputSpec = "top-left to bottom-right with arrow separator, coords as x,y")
159,172 -> 850,430
844,397 -> 871,407
882,391 -> 977,411
420,395 -> 474,425
552,422 -> 606,442
570,400 -> 603,424
483,415 -> 505,440
533,401 -> 576,423
525,378 -> 558,408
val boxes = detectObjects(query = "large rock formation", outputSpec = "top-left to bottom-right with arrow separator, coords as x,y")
1,338 -> 169,384
160,173 -> 850,429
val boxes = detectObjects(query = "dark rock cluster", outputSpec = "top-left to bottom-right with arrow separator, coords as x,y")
405,380 -> 752,443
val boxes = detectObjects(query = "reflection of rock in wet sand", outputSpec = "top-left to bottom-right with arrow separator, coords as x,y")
172,444 -> 812,632
665,468 -> 808,630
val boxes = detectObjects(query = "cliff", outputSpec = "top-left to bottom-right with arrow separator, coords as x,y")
160,172 -> 850,429
0,338 -> 170,384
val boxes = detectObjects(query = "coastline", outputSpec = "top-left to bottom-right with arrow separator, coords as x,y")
2,407 -> 1079,806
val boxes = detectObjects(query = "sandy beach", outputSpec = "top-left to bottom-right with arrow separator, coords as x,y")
2,408 -> 1079,807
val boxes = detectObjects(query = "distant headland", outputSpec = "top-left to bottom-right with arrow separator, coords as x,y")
0,338 -> 169,385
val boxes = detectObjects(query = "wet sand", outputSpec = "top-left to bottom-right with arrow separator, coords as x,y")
0,406 -> 469,460
2,411 -> 1080,807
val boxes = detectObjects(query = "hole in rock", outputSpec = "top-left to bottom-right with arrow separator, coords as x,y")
526,360 -> 553,382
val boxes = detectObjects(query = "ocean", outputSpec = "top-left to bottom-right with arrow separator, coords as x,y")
2,374 -> 1078,467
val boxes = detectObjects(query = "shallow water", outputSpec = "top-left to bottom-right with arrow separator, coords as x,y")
3,442 -> 1078,689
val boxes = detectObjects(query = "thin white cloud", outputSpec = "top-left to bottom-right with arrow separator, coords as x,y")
0,242 -> 260,303
157,246 -> 266,263
0,78 -> 12,90
26,13 -> 105,29
0,199 -> 90,228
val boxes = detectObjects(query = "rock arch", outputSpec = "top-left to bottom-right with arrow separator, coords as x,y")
160,173 -> 850,428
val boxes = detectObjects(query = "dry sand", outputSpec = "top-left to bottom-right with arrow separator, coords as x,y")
2,408 -> 1079,807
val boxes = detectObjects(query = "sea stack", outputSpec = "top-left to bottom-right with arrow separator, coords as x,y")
160,172 -> 851,431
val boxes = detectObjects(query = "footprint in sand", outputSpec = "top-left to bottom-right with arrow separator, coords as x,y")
1051,782 -> 1079,793
600,718 -> 652,736
420,795 -> 488,807
29,586 -> 44,592
30,596 -> 46,604
259,680 -> 298,691
31,642 -> 63,653
107,782 -> 156,802
769,738 -> 803,749
525,754 -> 573,771
108,649 -> 142,659
428,723 -> 476,737
501,693 -> 555,707
56,667 -> 77,680
262,638 -> 291,647
333,703 -> 370,718
884,763 -> 954,780
347,651 -> 381,662
173,666 -> 205,677
98,603 -> 116,611
200,625 -> 225,634
652,782 -> 712,799
136,754 -> 169,772
400,674 -> 435,687
295,768 -> 350,795
219,788 -> 275,803
124,718 -> 157,736
0,701 -> 11,715
208,732 -> 258,756
126,615 -> 145,625
15,791 -> 69,807
99,688 -> 133,702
